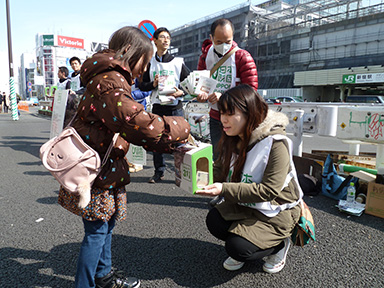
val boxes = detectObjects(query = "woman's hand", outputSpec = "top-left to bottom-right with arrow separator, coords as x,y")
195,182 -> 223,196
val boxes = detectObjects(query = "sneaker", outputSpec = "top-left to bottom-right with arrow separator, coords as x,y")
223,256 -> 245,271
148,173 -> 164,183
95,268 -> 140,288
263,238 -> 291,274
208,195 -> 225,208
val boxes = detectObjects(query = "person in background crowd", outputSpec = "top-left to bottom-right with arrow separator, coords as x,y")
139,27 -> 190,184
125,78 -> 152,173
57,66 -> 71,90
57,26 -> 190,288
196,84 -> 301,274
64,57 -> 85,127
131,78 -> 151,110
47,66 -> 71,120
197,18 -> 258,161
69,56 -> 84,93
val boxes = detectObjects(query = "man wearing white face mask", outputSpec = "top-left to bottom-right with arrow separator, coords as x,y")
197,18 -> 258,162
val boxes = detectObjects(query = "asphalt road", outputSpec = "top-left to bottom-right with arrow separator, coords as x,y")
0,108 -> 383,288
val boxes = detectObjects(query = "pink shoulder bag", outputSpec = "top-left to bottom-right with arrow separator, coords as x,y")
40,114 -> 116,208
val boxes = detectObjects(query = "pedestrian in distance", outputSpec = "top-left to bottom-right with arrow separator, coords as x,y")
139,27 -> 190,184
3,91 -> 10,113
196,84 -> 302,274
0,91 -> 3,113
57,26 -> 190,288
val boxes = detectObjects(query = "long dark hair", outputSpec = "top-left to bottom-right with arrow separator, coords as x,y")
216,84 -> 268,182
109,26 -> 153,75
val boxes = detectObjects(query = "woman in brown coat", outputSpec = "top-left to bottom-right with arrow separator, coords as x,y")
58,27 -> 190,288
196,85 -> 301,274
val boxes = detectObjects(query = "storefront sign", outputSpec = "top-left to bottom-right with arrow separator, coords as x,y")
355,73 -> 384,83
342,73 -> 384,84
57,35 -> 84,49
91,42 -> 108,52
43,34 -> 54,46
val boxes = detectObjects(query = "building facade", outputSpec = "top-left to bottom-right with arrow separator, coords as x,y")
33,34 -> 93,99
171,0 -> 384,101
19,53 -> 36,99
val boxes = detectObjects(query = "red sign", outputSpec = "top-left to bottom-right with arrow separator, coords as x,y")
138,20 -> 157,40
57,35 -> 84,49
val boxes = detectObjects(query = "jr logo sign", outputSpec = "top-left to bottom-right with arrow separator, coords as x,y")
342,74 -> 355,84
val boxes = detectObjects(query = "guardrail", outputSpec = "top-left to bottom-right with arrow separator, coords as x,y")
268,102 -> 384,171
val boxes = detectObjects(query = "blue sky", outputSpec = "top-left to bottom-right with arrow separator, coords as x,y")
0,0 -> 379,92
0,0 -> 253,91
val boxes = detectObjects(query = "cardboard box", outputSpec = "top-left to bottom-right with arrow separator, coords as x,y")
350,171 -> 384,218
179,143 -> 213,194
366,182 -> 384,218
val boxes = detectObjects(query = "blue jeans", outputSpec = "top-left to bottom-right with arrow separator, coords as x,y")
75,215 -> 116,288
209,117 -> 222,161
151,104 -> 184,175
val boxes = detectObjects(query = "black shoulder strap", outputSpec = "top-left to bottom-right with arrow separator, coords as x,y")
334,175 -> 353,195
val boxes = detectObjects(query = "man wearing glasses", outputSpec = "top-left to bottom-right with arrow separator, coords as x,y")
140,27 -> 190,183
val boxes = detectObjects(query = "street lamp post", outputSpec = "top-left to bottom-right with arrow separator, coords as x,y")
6,0 -> 19,120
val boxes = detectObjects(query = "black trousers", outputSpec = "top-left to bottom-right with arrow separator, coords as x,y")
206,208 -> 284,262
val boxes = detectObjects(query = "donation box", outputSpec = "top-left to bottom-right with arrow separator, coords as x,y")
175,143 -> 213,194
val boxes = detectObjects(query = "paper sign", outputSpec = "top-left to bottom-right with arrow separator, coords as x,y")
126,144 -> 147,166
50,90 -> 69,138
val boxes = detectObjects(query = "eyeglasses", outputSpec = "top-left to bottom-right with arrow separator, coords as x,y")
158,35 -> 171,40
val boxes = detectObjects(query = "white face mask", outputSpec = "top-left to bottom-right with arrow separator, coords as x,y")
213,42 -> 232,56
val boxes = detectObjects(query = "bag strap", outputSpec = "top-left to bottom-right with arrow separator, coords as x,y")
334,175 -> 353,195
66,111 -> 78,128
102,133 -> 119,167
210,47 -> 239,77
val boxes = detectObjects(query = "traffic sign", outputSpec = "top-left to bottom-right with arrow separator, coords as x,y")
27,81 -> 32,88
138,20 -> 157,40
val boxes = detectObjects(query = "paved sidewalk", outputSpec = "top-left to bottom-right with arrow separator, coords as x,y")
0,109 -> 383,287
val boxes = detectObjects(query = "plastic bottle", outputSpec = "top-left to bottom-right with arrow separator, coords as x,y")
355,193 -> 366,204
346,182 -> 356,204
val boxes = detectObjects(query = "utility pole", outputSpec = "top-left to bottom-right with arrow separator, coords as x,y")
6,0 -> 19,120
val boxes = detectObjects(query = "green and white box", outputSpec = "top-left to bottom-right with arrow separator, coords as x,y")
180,143 -> 213,194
